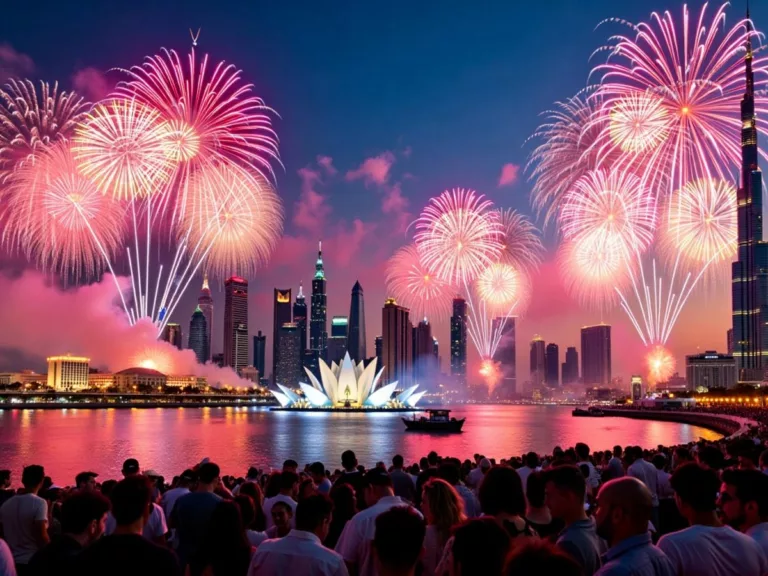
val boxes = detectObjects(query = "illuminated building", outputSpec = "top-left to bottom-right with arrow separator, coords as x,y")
162,323 -> 183,350
631,375 -> 642,401
0,371 -> 46,387
348,281 -> 367,362
275,323 -> 302,387
114,367 -> 166,390
686,351 -> 736,390
293,283 -> 307,359
375,336 -> 383,370
562,346 -> 579,385
47,355 -> 89,391
87,372 -> 115,389
450,298 -> 467,387
198,273 -> 214,360
529,336 -> 546,388
382,298 -> 413,387
492,317 -> 516,396
272,288 -> 292,384
253,331 -> 266,380
224,276 -> 249,375
413,318 -> 434,384
188,306 -> 209,364
327,316 -> 348,365
545,343 -> 559,387
581,324 -> 611,386
310,241 -> 328,363
240,366 -> 260,385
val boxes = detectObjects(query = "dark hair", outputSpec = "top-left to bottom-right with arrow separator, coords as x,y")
526,471 -> 546,508
61,491 -> 111,534
452,518 -> 511,575
613,445 -> 622,457
697,446 -> 724,470
428,451 -> 439,466
238,482 -> 267,531
0,470 -> 9,485
760,449 -> 768,468
234,494 -> 256,527
652,454 -> 667,471
264,471 -> 282,498
504,538 -> 583,576
670,463 -> 719,512
675,447 -> 691,462
373,506 -> 426,572
341,450 -> 357,469
325,483 -> 358,549
110,476 -> 152,526
479,466 -> 526,517
298,478 -> 315,500
525,452 -> 540,468
438,463 -> 461,486
542,465 -> 586,501
309,462 -> 325,476
280,471 -> 299,491
198,462 -> 221,484
296,494 -> 334,532
283,459 -> 298,470
575,443 -> 590,460
100,479 -> 118,498
196,501 -> 251,576
722,468 -> 768,517
75,471 -> 98,487
393,454 -> 404,468
21,465 -> 45,489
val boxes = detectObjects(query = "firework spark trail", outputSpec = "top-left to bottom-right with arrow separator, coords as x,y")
385,244 -> 453,320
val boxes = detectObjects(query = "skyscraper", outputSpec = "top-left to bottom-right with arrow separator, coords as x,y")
310,241 -> 328,363
375,336 -> 383,369
732,16 -> 768,384
581,324 -> 611,386
348,281 -> 367,362
162,323 -> 183,350
275,323 -> 302,387
272,288 -> 292,385
562,346 -> 579,385
198,273 -> 214,360
253,331 -> 266,380
450,298 -> 467,387
413,318 -> 434,383
545,343 -> 559,387
432,338 -> 439,365
492,317 -> 516,396
293,283 -> 307,358
189,306 -> 209,364
382,298 -> 413,387
529,336 -> 546,387
224,276 -> 249,375
327,316 -> 349,365
727,328 -> 734,355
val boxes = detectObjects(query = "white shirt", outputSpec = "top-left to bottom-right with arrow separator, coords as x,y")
627,459 -> 659,506
517,466 -> 538,490
467,467 -> 484,490
422,525 -> 444,576
335,495 -> 422,576
317,478 -> 333,495
576,461 -> 601,489
0,493 -> 47,564
656,469 -> 673,500
263,494 -> 297,529
160,487 -> 189,520
105,502 -> 167,540
0,538 -> 16,576
250,529 -> 348,576
747,523 -> 768,558
247,529 -> 269,548
658,525 -> 768,576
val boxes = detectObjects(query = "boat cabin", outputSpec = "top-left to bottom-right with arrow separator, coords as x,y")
427,409 -> 451,422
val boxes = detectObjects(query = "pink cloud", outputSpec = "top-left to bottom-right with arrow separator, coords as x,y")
345,151 -> 395,187
72,67 -> 112,102
498,163 -> 520,187
0,43 -> 34,80
316,155 -> 336,175
381,183 -> 410,234
293,166 -> 332,234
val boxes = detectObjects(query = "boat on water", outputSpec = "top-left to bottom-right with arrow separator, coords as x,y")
572,406 -> 606,417
402,409 -> 465,432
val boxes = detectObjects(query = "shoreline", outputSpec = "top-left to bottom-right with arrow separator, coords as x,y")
601,408 -> 757,439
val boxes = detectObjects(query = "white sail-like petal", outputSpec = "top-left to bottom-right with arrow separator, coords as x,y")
406,391 -> 426,407
337,353 -> 359,404
357,360 -> 379,404
319,360 -> 339,404
271,390 -> 291,407
299,383 -> 331,407
303,369 -> 324,392
395,385 -> 419,404
276,384 -> 301,404
365,382 -> 398,407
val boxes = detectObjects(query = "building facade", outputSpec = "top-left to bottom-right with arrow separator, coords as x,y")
327,316 -> 349,365
492,317 -> 516,397
412,318 -> 435,384
348,281 -> 367,362
310,242 -> 328,363
47,355 -> 89,390
581,324 -> 611,386
188,306 -> 209,364
545,343 -> 559,387
686,351 -> 736,390
375,336 -> 383,370
562,346 -> 579,385
162,323 -> 183,350
293,283 -> 307,359
529,336 -> 546,388
382,298 -> 413,387
272,288 -> 292,384
631,375 -> 643,401
275,323 -> 302,387
198,273 -> 214,360
224,276 -> 249,375
450,298 -> 468,388
253,331 -> 266,381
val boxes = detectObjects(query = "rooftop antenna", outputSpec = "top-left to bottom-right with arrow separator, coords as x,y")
190,27 -> 201,47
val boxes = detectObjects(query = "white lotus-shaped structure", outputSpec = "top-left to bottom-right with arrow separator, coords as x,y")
272,352 -> 424,409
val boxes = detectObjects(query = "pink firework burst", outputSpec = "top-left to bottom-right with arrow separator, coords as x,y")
494,208 -> 544,272
385,243 -> 453,320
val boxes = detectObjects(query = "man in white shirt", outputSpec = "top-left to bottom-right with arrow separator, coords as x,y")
0,465 -> 49,569
517,452 -> 540,490
719,468 -> 768,557
263,471 -> 298,529
575,443 -> 601,489
310,462 -> 333,496
335,468 -> 422,576
0,538 -> 14,576
466,458 -> 490,491
626,447 -> 659,528
251,494 -> 347,576
658,463 -> 768,576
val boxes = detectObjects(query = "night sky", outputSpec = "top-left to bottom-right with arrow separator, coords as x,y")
1,1 -> 764,383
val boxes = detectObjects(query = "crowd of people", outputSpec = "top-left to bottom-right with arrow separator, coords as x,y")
2,420 -> 768,575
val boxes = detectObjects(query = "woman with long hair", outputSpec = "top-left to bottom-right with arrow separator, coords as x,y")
237,481 -> 268,532
479,466 -> 538,541
324,483 -> 357,549
421,478 -> 466,576
235,495 -> 268,548
192,501 -> 253,576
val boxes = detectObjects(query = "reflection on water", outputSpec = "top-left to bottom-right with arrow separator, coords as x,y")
0,405 -> 721,481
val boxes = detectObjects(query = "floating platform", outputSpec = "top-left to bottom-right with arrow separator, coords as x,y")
270,406 -> 418,413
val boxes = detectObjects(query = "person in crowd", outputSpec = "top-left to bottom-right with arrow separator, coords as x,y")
543,465 -> 605,576
299,478 -> 317,501
672,448 -> 692,469
335,468 -> 421,576
28,491 -> 110,575
421,478 -> 465,575
389,455 -> 415,503
310,463 -> 332,495
170,461 -> 222,574
372,506 -> 425,576
0,473 -> 13,509
0,465 -> 49,571
504,538 -> 584,576
105,459 -> 167,545
263,471 -> 298,529
479,466 -> 537,540
517,452 -> 540,489
266,501 -> 293,539
466,456 -> 490,491
657,463 -> 768,576
251,494 -> 347,576
593,477 -> 675,576
625,447 -> 660,530
437,462 -> 480,518
0,538 -> 14,576
652,455 -> 673,500
235,495 -> 268,548
696,445 -> 725,471
414,452 -> 440,508
74,472 -> 98,493
263,472 -> 282,499
233,467 -> 260,496
718,468 -> 768,555
759,449 -> 768,475
283,460 -> 299,473
525,471 -> 564,540
325,484 -> 357,550
193,501 -> 252,576
334,451 -> 366,510
437,517 -> 511,576
76,476 -> 180,576
160,469 -> 194,524
605,446 -> 625,482
238,482 -> 268,532
575,444 -> 601,489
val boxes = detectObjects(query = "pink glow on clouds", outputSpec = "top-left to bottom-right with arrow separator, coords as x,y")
0,43 -> 34,80
72,67 -> 112,101
293,165 -> 332,233
345,151 -> 395,186
316,155 -> 336,175
498,163 -> 520,187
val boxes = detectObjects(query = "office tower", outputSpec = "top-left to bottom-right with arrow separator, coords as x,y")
631,376 -> 643,401
545,343 -> 559,387
382,298 -> 413,387
375,336 -> 383,369
433,338 -> 439,365
253,331 -> 266,380
686,351 -> 736,390
293,283 -> 307,357
732,18 -> 768,384
212,353 -> 224,368
224,276 -> 249,374
450,298 -> 467,387
529,336 -> 546,387
275,323 -> 302,387
413,318 -> 433,383
562,346 -> 579,385
581,324 -> 611,386
348,281 -> 367,362
327,316 -> 349,365
198,273 -> 214,360
188,306 -> 209,364
162,323 -> 183,350
272,288 -> 292,384
47,355 -> 89,391
310,241 -> 328,362
492,317 -> 516,396
727,328 -> 734,355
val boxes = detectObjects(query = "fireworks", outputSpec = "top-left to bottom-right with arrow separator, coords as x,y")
559,231 -> 626,310
476,263 -> 520,310
479,358 -> 502,392
414,188 -> 503,286
646,345 -> 675,386
385,244 -> 453,320
495,209 -> 544,272
608,92 -> 669,154
0,79 -> 89,178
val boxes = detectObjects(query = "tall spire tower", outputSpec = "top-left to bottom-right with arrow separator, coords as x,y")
310,241 -> 328,364
732,9 -> 767,383
293,281 -> 308,359
197,272 -> 214,361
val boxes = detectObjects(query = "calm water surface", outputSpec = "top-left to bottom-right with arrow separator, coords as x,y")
0,405 -> 721,481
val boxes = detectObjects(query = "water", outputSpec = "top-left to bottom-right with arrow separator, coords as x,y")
0,405 -> 721,481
